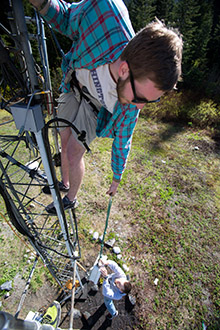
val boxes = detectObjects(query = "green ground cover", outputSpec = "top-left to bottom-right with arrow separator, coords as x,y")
0,109 -> 220,329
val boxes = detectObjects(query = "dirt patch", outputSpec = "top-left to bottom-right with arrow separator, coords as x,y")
2,265 -> 137,330
2,274 -> 59,319
60,279 -> 137,330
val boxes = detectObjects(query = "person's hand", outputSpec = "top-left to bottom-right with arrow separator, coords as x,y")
106,180 -> 120,196
100,266 -> 108,277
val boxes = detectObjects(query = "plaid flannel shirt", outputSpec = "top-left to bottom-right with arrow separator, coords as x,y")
44,0 -> 140,181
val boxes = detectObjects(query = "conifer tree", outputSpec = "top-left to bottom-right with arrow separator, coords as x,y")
155,0 -> 175,24
174,0 -> 212,88
128,0 -> 157,32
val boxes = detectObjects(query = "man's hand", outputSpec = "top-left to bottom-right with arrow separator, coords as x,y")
100,266 -> 108,278
106,180 -> 120,196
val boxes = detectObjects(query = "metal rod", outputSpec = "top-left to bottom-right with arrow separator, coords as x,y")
69,260 -> 76,330
99,196 -> 112,258
11,0 -> 40,97
35,130 -> 73,259
15,256 -> 39,319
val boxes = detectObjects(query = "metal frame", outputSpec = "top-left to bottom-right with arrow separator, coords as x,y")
0,0 -> 86,325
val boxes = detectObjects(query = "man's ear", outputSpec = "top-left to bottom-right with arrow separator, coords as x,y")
118,61 -> 129,79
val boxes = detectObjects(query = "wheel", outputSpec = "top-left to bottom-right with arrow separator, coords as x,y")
0,0 -> 82,292
0,120 -> 80,290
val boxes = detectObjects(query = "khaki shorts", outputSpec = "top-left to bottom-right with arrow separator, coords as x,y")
56,90 -> 101,147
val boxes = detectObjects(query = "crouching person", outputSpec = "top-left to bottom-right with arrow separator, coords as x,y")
99,259 -> 132,320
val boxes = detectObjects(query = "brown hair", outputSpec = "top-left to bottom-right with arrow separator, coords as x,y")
121,19 -> 183,91
123,281 -> 132,294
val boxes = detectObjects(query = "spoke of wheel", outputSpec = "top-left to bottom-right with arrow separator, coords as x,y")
0,122 -> 82,290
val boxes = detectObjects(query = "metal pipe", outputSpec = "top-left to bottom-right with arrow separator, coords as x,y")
15,256 -> 39,319
68,261 -> 76,330
34,130 -> 73,260
11,0 -> 40,97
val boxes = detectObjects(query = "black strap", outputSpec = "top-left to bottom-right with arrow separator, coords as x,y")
70,71 -> 99,115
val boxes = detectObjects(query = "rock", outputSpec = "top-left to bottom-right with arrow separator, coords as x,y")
92,232 -> 99,240
83,311 -> 93,326
73,308 -> 81,319
116,254 -> 122,260
154,278 -> 159,285
105,238 -> 116,248
89,229 -> 93,235
90,284 -> 99,292
99,234 -> 103,242
0,301 -> 2,308
122,264 -> 129,272
83,311 -> 91,320
128,294 -> 136,305
25,160 -> 39,170
4,292 -> 10,299
0,281 -> 12,291
29,203 -> 35,208
113,246 -> 121,254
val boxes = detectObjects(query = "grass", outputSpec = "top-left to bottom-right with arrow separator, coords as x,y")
0,109 -> 220,329
81,116 -> 220,329
117,117 -> 220,329
0,110 -> 59,311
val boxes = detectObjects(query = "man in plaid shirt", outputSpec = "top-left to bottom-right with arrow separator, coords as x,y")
30,0 -> 183,213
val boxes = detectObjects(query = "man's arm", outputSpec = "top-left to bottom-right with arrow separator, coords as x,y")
106,105 -> 140,196
102,260 -> 126,278
29,0 -> 80,40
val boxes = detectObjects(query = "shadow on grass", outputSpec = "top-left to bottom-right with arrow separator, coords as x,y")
146,120 -> 220,156
148,121 -> 185,153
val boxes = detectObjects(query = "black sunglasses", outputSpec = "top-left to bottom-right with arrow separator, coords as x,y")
127,61 -> 160,104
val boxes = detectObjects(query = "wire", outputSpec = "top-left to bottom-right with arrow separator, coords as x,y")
99,196 -> 113,259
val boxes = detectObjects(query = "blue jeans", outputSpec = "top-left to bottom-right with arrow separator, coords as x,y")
103,296 -> 117,316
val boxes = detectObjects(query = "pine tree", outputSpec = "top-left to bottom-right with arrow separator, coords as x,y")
174,0 -> 213,88
155,0 -> 175,24
128,0 -> 157,32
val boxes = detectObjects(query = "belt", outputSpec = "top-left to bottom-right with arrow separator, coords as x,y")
70,71 -> 99,115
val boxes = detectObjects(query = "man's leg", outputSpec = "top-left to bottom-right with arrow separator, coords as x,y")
60,127 -> 72,189
65,132 -> 86,201
103,296 -> 117,316
45,92 -> 98,213
45,131 -> 85,214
